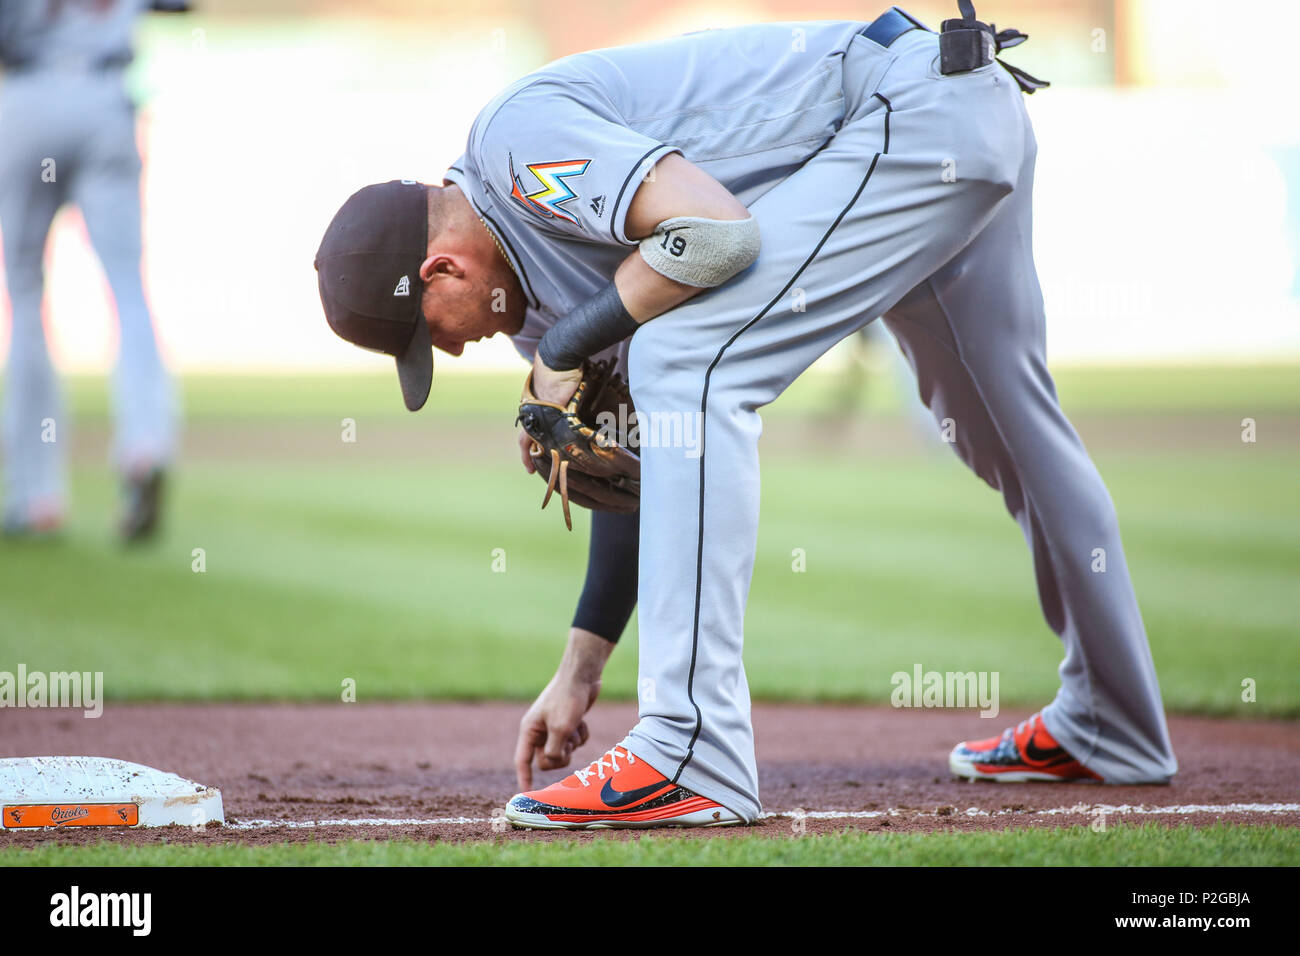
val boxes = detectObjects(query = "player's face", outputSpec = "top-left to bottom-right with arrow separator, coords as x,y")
420,270 -> 523,357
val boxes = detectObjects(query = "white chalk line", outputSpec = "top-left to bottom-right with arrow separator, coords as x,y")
227,816 -> 485,830
226,802 -> 1300,830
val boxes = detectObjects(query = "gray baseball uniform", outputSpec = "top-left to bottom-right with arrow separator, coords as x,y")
0,0 -> 176,525
447,15 -> 1177,821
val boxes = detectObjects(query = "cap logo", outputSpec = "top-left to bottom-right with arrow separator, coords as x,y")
393,275 -> 411,296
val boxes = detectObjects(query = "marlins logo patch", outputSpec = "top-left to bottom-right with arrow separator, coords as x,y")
509,156 -> 591,225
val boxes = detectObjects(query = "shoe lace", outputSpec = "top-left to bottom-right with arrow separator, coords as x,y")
1013,714 -> 1041,740
573,746 -> 635,787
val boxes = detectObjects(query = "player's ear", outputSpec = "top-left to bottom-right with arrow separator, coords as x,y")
419,254 -> 464,282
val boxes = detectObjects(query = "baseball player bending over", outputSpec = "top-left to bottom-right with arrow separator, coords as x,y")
317,3 -> 1178,829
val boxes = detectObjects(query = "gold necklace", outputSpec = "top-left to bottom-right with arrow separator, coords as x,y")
478,215 -> 517,281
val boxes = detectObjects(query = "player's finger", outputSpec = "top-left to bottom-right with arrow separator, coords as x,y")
564,727 -> 584,753
544,723 -> 588,772
539,723 -> 577,770
518,430 -> 536,474
514,721 -> 545,790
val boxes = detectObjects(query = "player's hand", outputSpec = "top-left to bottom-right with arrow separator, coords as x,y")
518,429 -> 537,474
514,628 -> 615,790
530,353 -> 583,407
514,675 -> 597,790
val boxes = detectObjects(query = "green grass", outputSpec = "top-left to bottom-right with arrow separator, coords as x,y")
56,362 -> 1300,424
778,359 -> 1300,417
2,365 -> 1298,712
1,823 -> 1293,866
61,371 -> 522,424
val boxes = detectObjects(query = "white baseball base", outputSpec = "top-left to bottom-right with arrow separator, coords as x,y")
0,756 -> 224,829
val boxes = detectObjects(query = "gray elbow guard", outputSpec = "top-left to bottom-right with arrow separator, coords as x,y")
638,214 -> 760,288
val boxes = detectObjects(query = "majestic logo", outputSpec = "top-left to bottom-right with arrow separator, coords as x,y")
393,275 -> 410,296
509,156 -> 591,225
589,194 -> 606,217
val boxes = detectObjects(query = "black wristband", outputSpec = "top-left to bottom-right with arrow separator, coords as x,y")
537,282 -> 639,372
571,509 -> 639,644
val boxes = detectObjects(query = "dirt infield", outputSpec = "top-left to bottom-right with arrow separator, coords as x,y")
1,703 -> 1296,846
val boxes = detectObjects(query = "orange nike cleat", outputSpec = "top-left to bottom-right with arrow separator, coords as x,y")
949,711 -> 1103,782
504,745 -> 743,829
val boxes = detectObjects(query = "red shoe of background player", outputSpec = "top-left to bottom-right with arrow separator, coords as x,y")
949,712 -> 1103,782
504,745 -> 743,829
2,498 -> 65,541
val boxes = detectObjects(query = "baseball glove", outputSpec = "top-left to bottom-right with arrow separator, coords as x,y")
516,358 -> 640,530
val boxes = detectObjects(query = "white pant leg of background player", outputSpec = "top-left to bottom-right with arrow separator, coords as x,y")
0,78 -> 70,524
72,77 -> 177,473
0,74 -> 175,524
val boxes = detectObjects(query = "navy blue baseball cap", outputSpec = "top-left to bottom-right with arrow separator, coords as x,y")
315,180 -> 432,411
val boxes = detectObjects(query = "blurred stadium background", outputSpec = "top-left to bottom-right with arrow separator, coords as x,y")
1,1 -> 1297,718
10,0 -> 1300,372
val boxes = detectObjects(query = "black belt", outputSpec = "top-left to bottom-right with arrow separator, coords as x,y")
861,6 -> 931,49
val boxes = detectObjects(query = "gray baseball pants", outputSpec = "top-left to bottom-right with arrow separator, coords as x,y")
621,29 -> 1177,822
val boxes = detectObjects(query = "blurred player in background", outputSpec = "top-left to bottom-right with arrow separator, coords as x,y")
823,322 -> 937,445
0,0 -> 189,542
